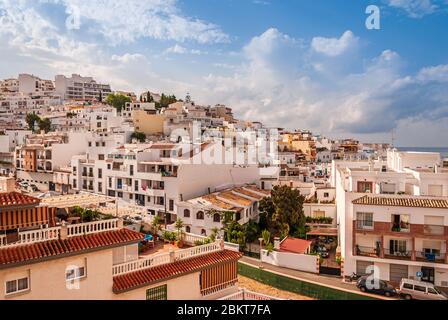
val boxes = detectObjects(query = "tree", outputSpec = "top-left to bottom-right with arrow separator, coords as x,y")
38,117 -> 52,133
259,185 -> 306,238
25,113 -> 40,132
244,219 -> 260,251
146,92 -> 154,103
174,218 -> 184,238
150,215 -> 162,235
155,93 -> 177,110
131,131 -> 146,143
105,93 -> 131,112
209,227 -> 220,242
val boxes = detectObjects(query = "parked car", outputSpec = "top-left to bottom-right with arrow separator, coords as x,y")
356,276 -> 397,297
398,279 -> 448,300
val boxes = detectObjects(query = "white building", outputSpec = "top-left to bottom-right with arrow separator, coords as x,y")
55,74 -> 111,101
335,149 -> 448,286
177,185 -> 270,236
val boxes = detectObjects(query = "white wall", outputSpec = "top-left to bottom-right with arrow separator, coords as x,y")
260,249 -> 318,274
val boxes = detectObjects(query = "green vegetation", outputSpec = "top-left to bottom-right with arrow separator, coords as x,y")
130,131 -> 146,143
70,206 -> 101,222
155,93 -> 177,110
259,185 -> 307,239
25,113 -> 52,133
238,263 -> 376,300
305,216 -> 333,225
105,93 -> 131,112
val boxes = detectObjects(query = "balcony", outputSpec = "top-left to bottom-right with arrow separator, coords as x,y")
355,245 -> 380,258
356,220 -> 374,231
0,219 -> 120,248
383,249 -> 412,261
416,251 -> 446,263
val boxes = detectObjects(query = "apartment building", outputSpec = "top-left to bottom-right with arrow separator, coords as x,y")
18,74 -> 55,95
70,142 -> 262,223
177,185 -> 270,236
15,132 -> 89,191
0,192 -> 242,300
335,149 -> 448,286
55,74 -> 111,101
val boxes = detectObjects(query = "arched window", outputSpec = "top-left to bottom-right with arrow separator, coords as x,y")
186,226 -> 191,233
184,209 -> 190,218
201,229 -> 207,236
196,211 -> 204,220
213,213 -> 221,223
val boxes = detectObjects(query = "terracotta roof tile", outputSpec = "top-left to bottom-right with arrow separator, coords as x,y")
0,192 -> 41,208
352,195 -> 448,209
113,249 -> 242,293
279,237 -> 312,254
0,228 -> 144,268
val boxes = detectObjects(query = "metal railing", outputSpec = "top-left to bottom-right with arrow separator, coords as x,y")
416,251 -> 446,263
383,249 -> 412,259
355,245 -> 380,257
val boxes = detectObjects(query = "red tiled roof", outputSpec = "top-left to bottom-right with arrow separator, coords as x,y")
0,228 -> 144,268
352,195 -> 448,209
279,237 -> 312,254
0,192 -> 41,207
113,249 -> 242,293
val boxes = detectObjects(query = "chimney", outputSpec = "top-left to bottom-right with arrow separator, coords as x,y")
274,237 -> 281,250
60,221 -> 68,240
434,165 -> 439,174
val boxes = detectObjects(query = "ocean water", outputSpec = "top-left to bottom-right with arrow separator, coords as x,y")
397,147 -> 448,159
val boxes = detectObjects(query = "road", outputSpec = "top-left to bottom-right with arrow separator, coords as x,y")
240,256 -> 396,300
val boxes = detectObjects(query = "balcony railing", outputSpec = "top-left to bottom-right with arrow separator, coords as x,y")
384,249 -> 412,260
218,288 -> 284,300
416,251 -> 446,263
0,219 -> 120,248
112,241 -> 222,276
355,245 -> 380,257
356,220 -> 374,230
424,225 -> 445,236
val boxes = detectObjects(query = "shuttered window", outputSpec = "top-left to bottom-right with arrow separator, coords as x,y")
200,262 -> 238,296
146,284 -> 167,300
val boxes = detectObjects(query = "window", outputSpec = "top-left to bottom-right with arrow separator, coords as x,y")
72,179 -> 77,188
357,181 -> 373,193
324,192 -> 329,198
196,211 -> 204,220
98,154 -> 105,160
213,213 -> 221,222
403,283 -> 413,290
146,284 -> 167,300
5,277 -> 29,295
414,285 -> 426,292
428,288 -> 438,295
184,209 -> 190,218
169,199 -> 174,211
389,239 -> 407,255
391,214 -> 410,232
66,266 -> 86,281
356,212 -> 373,229
98,168 -> 102,179
98,182 -> 102,193
186,226 -> 191,233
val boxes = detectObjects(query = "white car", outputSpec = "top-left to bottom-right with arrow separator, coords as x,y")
398,279 -> 448,300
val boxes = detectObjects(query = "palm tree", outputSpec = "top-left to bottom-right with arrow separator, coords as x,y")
261,229 -> 271,248
174,218 -> 184,238
151,215 -> 161,235
209,227 -> 220,242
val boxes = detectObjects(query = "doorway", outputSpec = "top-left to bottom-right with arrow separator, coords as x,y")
421,267 -> 435,284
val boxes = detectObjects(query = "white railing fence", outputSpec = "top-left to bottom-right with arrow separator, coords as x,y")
0,219 -> 120,248
112,241 -> 222,276
218,288 -> 284,300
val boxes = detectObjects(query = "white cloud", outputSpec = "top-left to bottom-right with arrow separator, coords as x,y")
194,28 -> 448,146
387,0 -> 439,18
165,44 -> 206,55
311,31 -> 358,56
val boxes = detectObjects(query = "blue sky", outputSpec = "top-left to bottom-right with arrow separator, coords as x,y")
1,0 -> 448,146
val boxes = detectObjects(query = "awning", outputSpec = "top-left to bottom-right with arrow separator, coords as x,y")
306,228 -> 338,237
